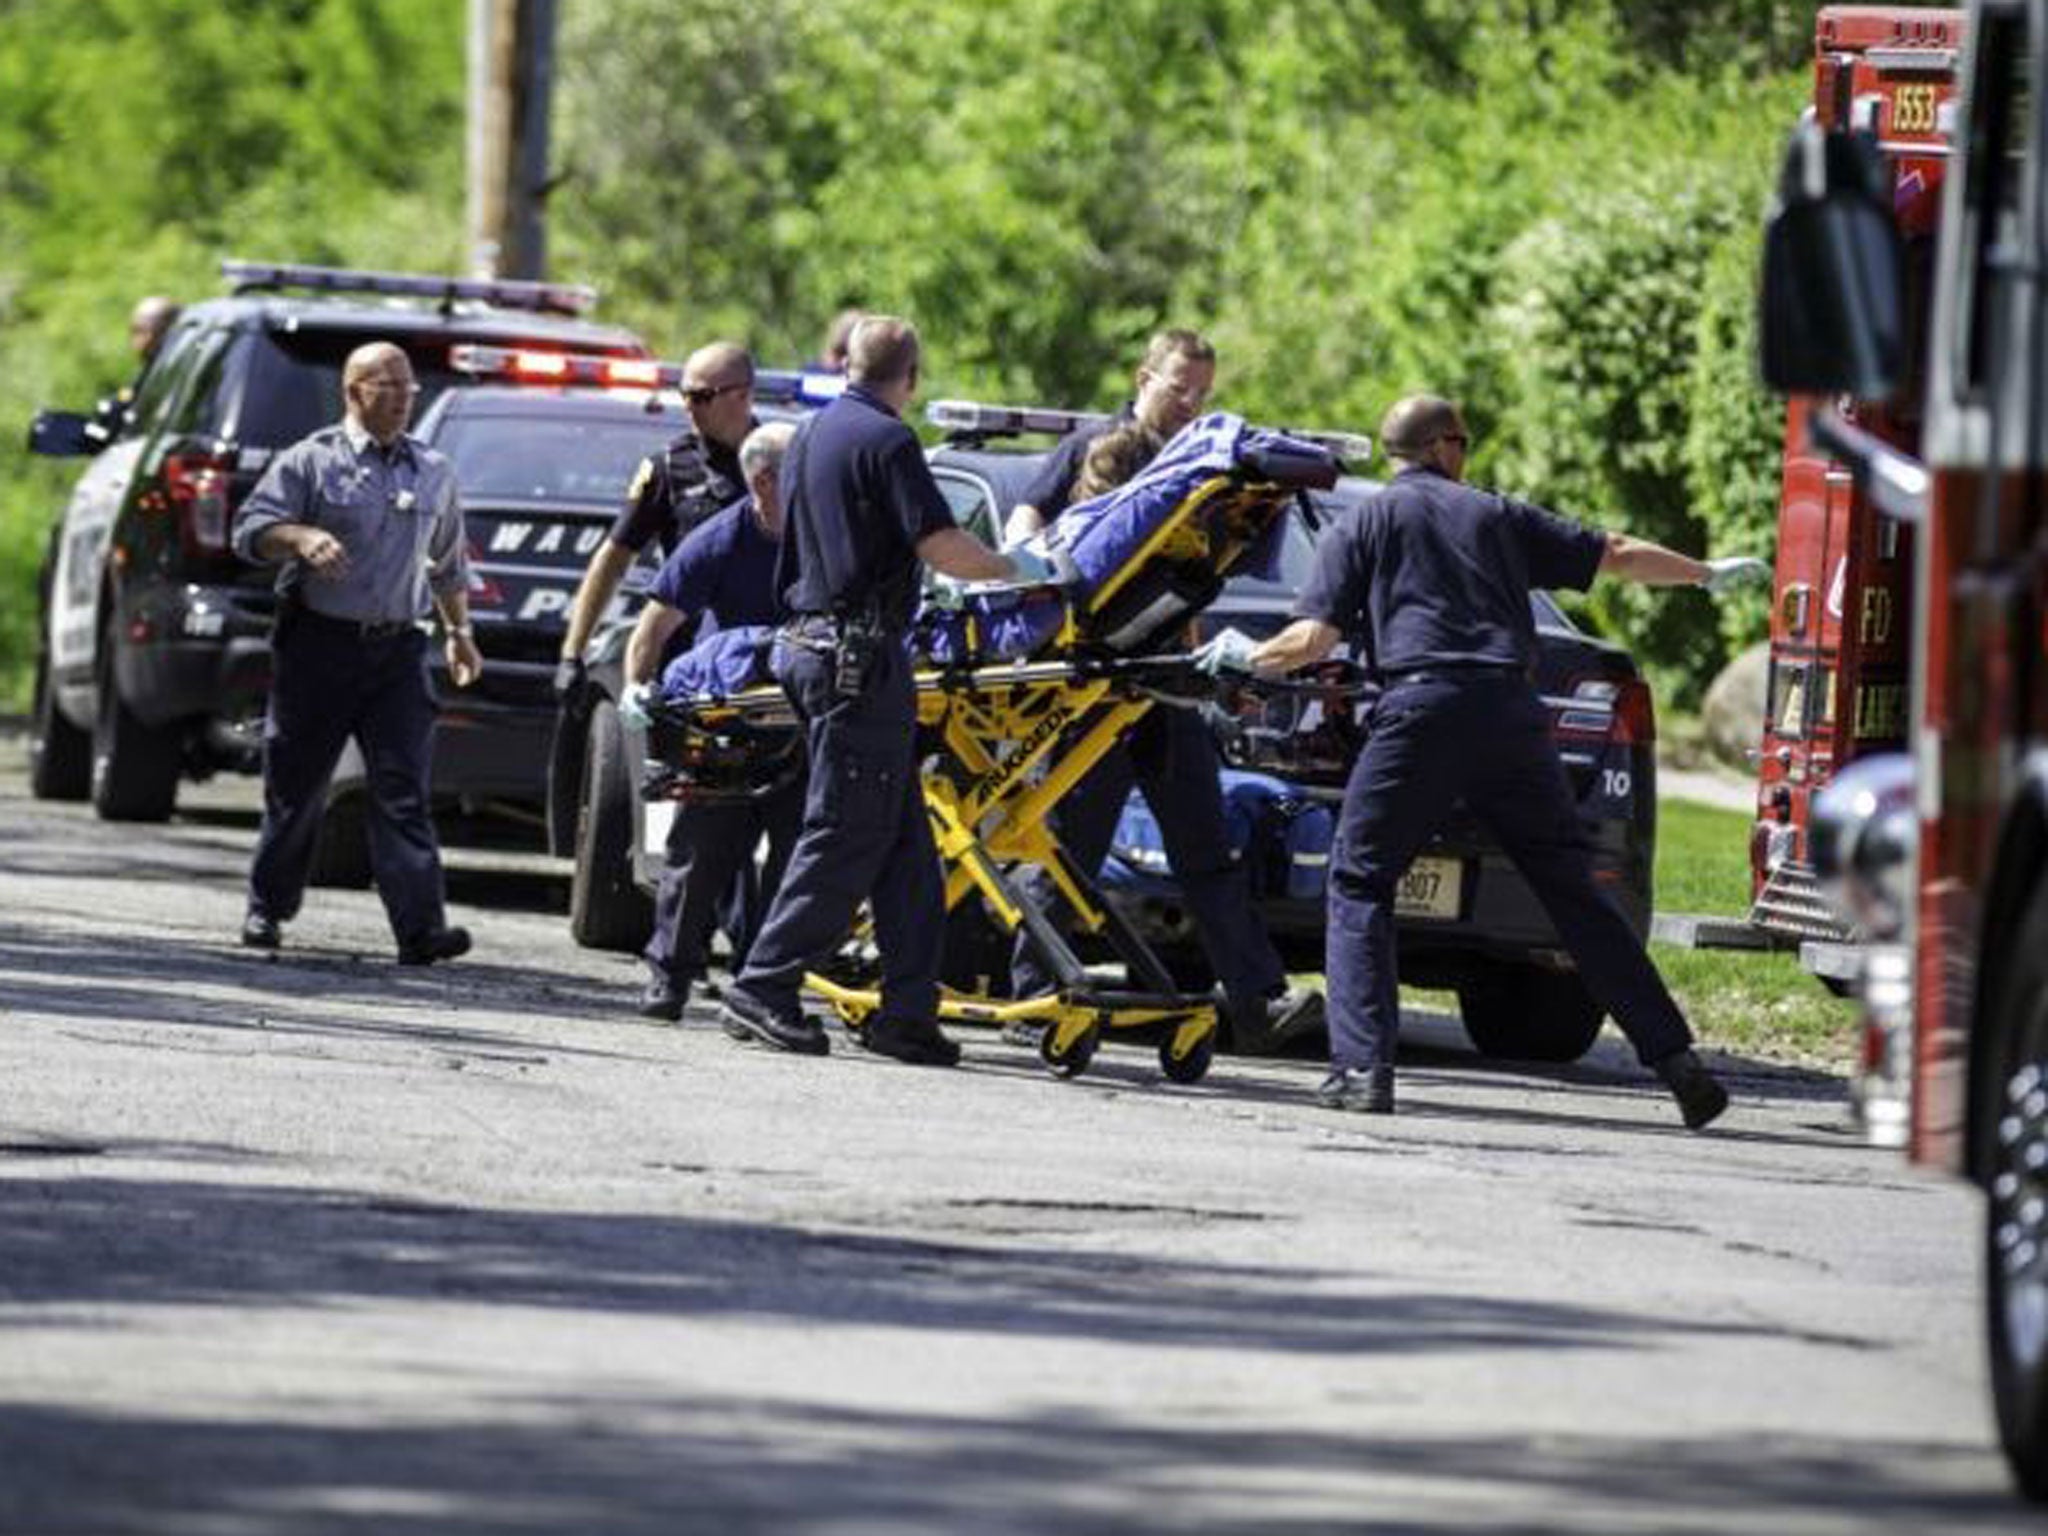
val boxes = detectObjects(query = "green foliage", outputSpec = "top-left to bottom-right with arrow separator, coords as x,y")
1,0 -> 1812,710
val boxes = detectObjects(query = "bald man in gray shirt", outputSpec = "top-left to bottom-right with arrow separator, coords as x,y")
232,341 -> 483,964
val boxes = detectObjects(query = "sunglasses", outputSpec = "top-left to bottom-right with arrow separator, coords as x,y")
681,380 -> 747,406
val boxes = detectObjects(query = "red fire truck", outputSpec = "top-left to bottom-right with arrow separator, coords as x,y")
1761,0 -> 2048,1499
1750,7 -> 1962,947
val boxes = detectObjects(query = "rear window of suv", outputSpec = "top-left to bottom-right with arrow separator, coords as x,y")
435,411 -> 679,504
217,330 -> 464,449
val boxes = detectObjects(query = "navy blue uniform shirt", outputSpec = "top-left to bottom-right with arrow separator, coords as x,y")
775,383 -> 954,629
1294,465 -> 1605,673
1017,404 -> 1143,523
610,426 -> 750,559
647,496 -> 781,637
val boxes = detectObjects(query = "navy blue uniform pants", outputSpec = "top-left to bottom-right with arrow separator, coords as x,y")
248,615 -> 447,945
644,782 -> 802,984
727,635 -> 943,1024
1010,704 -> 1285,1008
1326,674 -> 1691,1073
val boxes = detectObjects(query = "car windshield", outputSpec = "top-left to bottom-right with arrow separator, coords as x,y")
434,412 -> 680,503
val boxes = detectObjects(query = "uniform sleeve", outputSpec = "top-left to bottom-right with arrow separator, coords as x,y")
607,453 -> 670,553
1293,505 -> 1371,627
425,464 -> 470,598
649,515 -> 725,618
883,430 -> 957,546
232,441 -> 315,564
1015,429 -> 1091,521
1504,496 -> 1606,592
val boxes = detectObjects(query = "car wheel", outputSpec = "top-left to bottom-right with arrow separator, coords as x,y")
569,699 -> 653,952
90,621 -> 181,823
308,789 -> 374,889
28,646 -> 90,801
1983,878 -> 2048,1503
1456,963 -> 1605,1062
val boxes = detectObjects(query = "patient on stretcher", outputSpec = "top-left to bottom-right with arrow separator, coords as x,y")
655,411 -> 1337,701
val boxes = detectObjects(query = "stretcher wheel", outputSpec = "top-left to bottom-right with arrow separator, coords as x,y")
1039,1023 -> 1099,1079
1158,1035 -> 1214,1085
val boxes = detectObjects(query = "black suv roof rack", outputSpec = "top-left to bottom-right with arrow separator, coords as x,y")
221,259 -> 599,317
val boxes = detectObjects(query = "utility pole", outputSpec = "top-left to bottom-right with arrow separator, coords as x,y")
466,0 -> 558,280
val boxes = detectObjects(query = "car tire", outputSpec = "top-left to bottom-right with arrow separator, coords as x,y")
90,624 -> 181,823
308,790 -> 374,889
569,699 -> 653,952
1456,963 -> 1605,1062
28,646 -> 90,801
1982,877 -> 2048,1503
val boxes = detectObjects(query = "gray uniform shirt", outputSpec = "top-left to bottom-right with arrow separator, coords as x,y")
233,420 -> 468,625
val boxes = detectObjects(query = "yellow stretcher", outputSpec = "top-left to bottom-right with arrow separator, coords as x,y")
645,466 -> 1322,1083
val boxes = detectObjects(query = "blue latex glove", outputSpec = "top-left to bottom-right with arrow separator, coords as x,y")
1192,627 -> 1258,676
1700,556 -> 1770,593
618,681 -> 655,730
1003,544 -> 1056,585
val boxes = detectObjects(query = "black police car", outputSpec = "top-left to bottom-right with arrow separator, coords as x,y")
923,402 -> 1659,1063
305,349 -> 695,887
24,261 -> 648,823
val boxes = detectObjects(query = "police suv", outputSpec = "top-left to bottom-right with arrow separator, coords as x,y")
25,261 -> 648,823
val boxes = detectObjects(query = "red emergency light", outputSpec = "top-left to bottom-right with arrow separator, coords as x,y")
448,344 -> 684,389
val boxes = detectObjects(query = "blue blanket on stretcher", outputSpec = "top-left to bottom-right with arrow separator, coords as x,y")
659,624 -> 777,701
922,411 -> 1328,662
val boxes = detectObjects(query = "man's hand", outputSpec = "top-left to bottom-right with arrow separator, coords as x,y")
618,681 -> 655,730
552,654 -> 588,700
1700,556 -> 1770,593
445,631 -> 483,688
1192,627 -> 1259,677
296,527 -> 349,579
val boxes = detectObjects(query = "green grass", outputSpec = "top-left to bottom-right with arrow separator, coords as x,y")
1647,799 -> 1859,1067
1394,798 -> 1859,1070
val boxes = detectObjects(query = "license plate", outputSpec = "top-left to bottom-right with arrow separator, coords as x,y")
1395,857 -> 1462,920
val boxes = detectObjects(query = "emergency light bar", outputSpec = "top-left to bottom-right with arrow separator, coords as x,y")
449,345 -> 678,387
931,399 -> 1371,465
222,260 -> 599,317
448,346 -> 846,406
926,401 -> 1116,438
1275,426 -> 1374,465
754,370 -> 848,407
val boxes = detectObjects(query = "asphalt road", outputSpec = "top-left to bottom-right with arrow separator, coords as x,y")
0,740 -> 2034,1534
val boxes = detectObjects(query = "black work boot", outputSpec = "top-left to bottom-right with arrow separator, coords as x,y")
862,1015 -> 962,1067
720,989 -> 829,1056
1655,1049 -> 1730,1131
638,974 -> 688,1022
1231,986 -> 1325,1056
240,913 -> 281,951
1315,1064 -> 1394,1114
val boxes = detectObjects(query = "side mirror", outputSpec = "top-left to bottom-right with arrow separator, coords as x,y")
1759,123 -> 1907,398
28,409 -> 100,458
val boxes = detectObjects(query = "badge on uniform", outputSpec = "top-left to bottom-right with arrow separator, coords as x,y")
394,489 -> 418,514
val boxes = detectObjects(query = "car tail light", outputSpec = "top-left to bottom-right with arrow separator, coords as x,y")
1610,676 -> 1655,744
1553,675 -> 1655,744
163,452 -> 234,555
